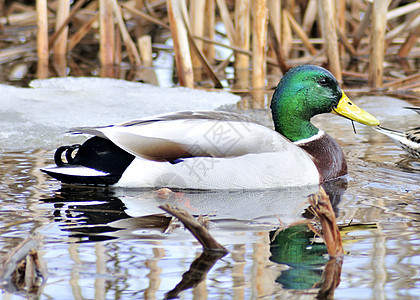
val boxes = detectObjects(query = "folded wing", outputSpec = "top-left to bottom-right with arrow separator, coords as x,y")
70,111 -> 295,162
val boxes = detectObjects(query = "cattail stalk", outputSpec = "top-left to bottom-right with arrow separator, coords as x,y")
318,0 -> 342,81
53,0 -> 70,55
99,0 -> 115,67
167,0 -> 194,88
36,0 -> 48,78
369,0 -> 388,88
252,0 -> 267,90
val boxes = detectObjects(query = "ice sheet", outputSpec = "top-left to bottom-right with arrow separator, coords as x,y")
0,77 -> 240,150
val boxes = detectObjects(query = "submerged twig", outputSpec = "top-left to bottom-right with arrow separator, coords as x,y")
159,204 -> 227,252
164,250 -> 226,299
159,204 -> 227,298
0,234 -> 47,295
316,256 -> 343,300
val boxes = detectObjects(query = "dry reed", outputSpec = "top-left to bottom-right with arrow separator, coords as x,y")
0,0 -> 418,95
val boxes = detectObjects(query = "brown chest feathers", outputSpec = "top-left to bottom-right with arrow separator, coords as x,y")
297,132 -> 347,183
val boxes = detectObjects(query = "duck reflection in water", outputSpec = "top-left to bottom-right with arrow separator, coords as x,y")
40,178 -> 347,298
41,187 -> 173,242
270,179 -> 346,299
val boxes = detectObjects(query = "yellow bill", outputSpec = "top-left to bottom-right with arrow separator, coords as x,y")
332,91 -> 380,126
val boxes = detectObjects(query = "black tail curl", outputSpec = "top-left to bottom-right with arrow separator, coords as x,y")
48,137 -> 135,185
54,144 -> 81,166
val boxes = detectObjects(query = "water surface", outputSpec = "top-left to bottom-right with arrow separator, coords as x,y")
0,95 -> 419,299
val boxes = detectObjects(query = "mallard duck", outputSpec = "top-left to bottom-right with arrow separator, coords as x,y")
41,65 -> 380,189
374,107 -> 420,158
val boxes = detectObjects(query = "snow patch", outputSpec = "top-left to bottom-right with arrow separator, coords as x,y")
0,77 -> 240,150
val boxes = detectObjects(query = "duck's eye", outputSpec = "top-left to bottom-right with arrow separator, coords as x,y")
318,78 -> 328,86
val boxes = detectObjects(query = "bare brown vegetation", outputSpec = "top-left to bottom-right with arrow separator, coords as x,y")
0,0 -> 419,98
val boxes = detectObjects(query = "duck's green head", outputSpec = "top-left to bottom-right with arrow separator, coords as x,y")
270,65 -> 379,142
